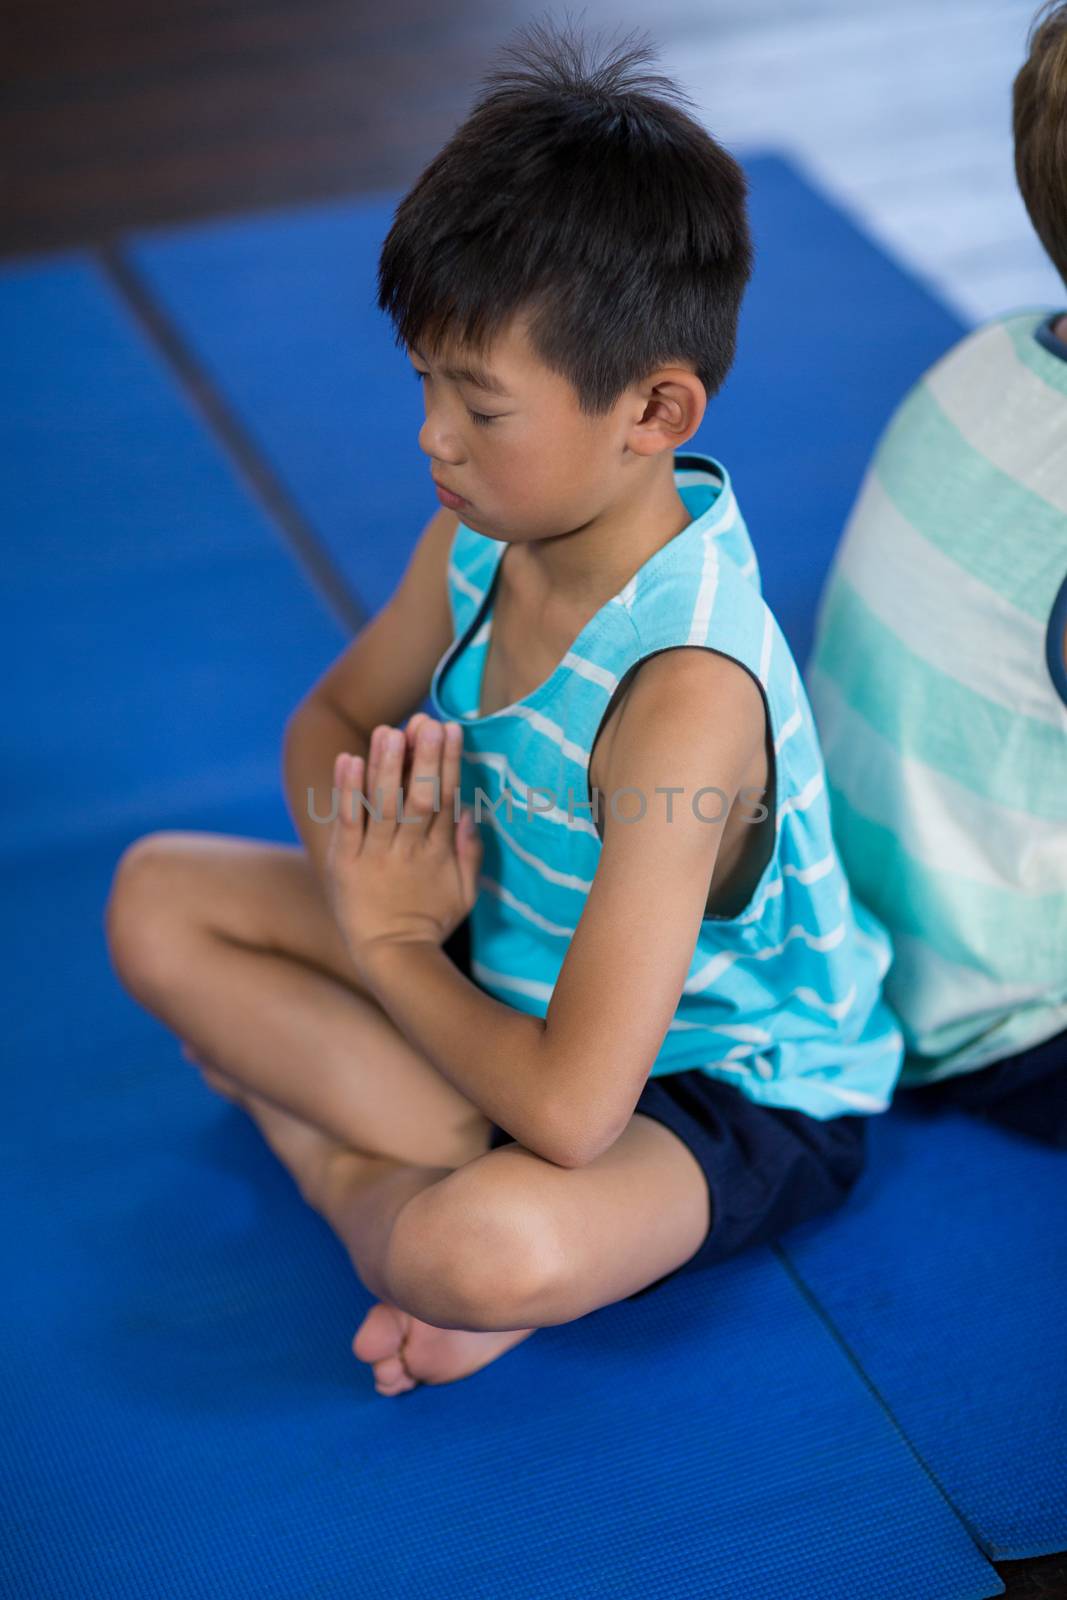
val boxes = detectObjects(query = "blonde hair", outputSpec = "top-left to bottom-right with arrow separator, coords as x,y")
1013,0 -> 1067,285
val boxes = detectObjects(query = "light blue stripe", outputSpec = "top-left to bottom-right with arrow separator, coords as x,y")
811,573 -> 1067,824
874,382 -> 1067,622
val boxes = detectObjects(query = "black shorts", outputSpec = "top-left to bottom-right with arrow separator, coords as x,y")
442,918 -> 869,1301
895,1024 -> 1067,1149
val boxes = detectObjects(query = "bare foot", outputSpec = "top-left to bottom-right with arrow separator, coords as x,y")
352,1301 -> 537,1396
182,1040 -> 538,1390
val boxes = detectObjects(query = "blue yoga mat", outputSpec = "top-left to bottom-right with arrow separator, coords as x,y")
0,225 -> 1006,1593
0,836 -> 1003,1600
0,254 -> 346,866
125,151 -> 1066,1563
781,1101 -> 1067,1561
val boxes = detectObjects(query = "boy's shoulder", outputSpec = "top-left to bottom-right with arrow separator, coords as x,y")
873,305 -> 1067,474
921,306 -> 1061,391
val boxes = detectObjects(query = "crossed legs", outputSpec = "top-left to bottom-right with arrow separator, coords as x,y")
104,831 -> 710,1391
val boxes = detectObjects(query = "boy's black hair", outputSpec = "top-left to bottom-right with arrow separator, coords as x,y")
376,14 -> 754,417
1013,0 -> 1067,286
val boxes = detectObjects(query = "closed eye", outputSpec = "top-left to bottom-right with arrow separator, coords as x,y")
411,366 -> 498,426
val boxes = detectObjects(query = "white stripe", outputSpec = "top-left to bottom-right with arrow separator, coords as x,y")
709,492 -> 740,538
683,945 -> 742,989
898,995 -> 1067,1083
685,914 -> 848,998
757,609 -> 774,687
779,767 -> 825,821
780,921 -> 844,953
834,469 -> 1067,731
471,960 -> 555,1003
477,874 -> 575,938
774,704 -> 803,754
449,562 -> 485,606
688,771 -> 829,936
673,1054 -> 775,1087
728,869 -> 786,927
563,650 -> 619,694
688,529 -> 720,643
794,981 -> 857,1022
611,470 -> 734,614
885,930 -> 1065,1057
462,640 -> 617,708
664,1038 -> 768,1071
616,576 -> 638,612
924,319 -> 1067,517
462,748 -> 601,839
508,703 -> 590,769
785,849 -> 836,886
476,801 -> 594,894
667,1019 -> 773,1044
658,1061 -> 890,1109
749,919 -> 848,959
815,1083 -> 890,1112
809,663 -> 1067,895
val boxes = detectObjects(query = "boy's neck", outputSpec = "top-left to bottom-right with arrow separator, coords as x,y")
1053,313 -> 1067,345
512,459 -> 694,615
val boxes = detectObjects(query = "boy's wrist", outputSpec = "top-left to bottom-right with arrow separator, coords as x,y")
351,929 -> 443,994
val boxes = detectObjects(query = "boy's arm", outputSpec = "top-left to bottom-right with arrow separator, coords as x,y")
360,647 -> 767,1167
282,506 -> 460,882
537,647 -> 769,1162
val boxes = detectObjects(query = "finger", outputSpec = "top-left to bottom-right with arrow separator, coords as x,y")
366,725 -> 394,822
403,716 -> 436,804
366,727 -> 404,846
401,716 -> 426,790
401,716 -> 445,840
334,751 -> 367,851
430,721 -> 463,843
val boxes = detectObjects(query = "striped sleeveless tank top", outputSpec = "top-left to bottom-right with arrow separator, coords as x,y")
429,450 -> 905,1119
806,310 -> 1067,1084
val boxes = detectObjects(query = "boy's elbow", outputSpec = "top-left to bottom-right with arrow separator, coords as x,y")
536,1087 -> 626,1169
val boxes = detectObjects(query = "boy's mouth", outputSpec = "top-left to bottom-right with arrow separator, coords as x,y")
433,479 -> 469,509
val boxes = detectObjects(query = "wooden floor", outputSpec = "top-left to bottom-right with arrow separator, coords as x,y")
5,3 -> 1064,1593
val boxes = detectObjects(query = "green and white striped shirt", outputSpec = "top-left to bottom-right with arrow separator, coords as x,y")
806,309 -> 1067,1084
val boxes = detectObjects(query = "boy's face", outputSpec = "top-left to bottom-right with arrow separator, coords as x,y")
408,309 -> 703,543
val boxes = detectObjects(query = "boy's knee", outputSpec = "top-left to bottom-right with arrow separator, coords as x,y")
104,831 -> 192,996
385,1179 -> 562,1330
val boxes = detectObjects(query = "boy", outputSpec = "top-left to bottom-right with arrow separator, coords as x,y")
105,20 -> 904,1397
806,0 -> 1067,1148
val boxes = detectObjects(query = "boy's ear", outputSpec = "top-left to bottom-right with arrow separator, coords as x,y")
629,367 -> 707,455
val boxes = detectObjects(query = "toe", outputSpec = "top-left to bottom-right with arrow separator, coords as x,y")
352,1302 -> 409,1365
374,1363 -> 417,1396
374,1355 -> 408,1385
